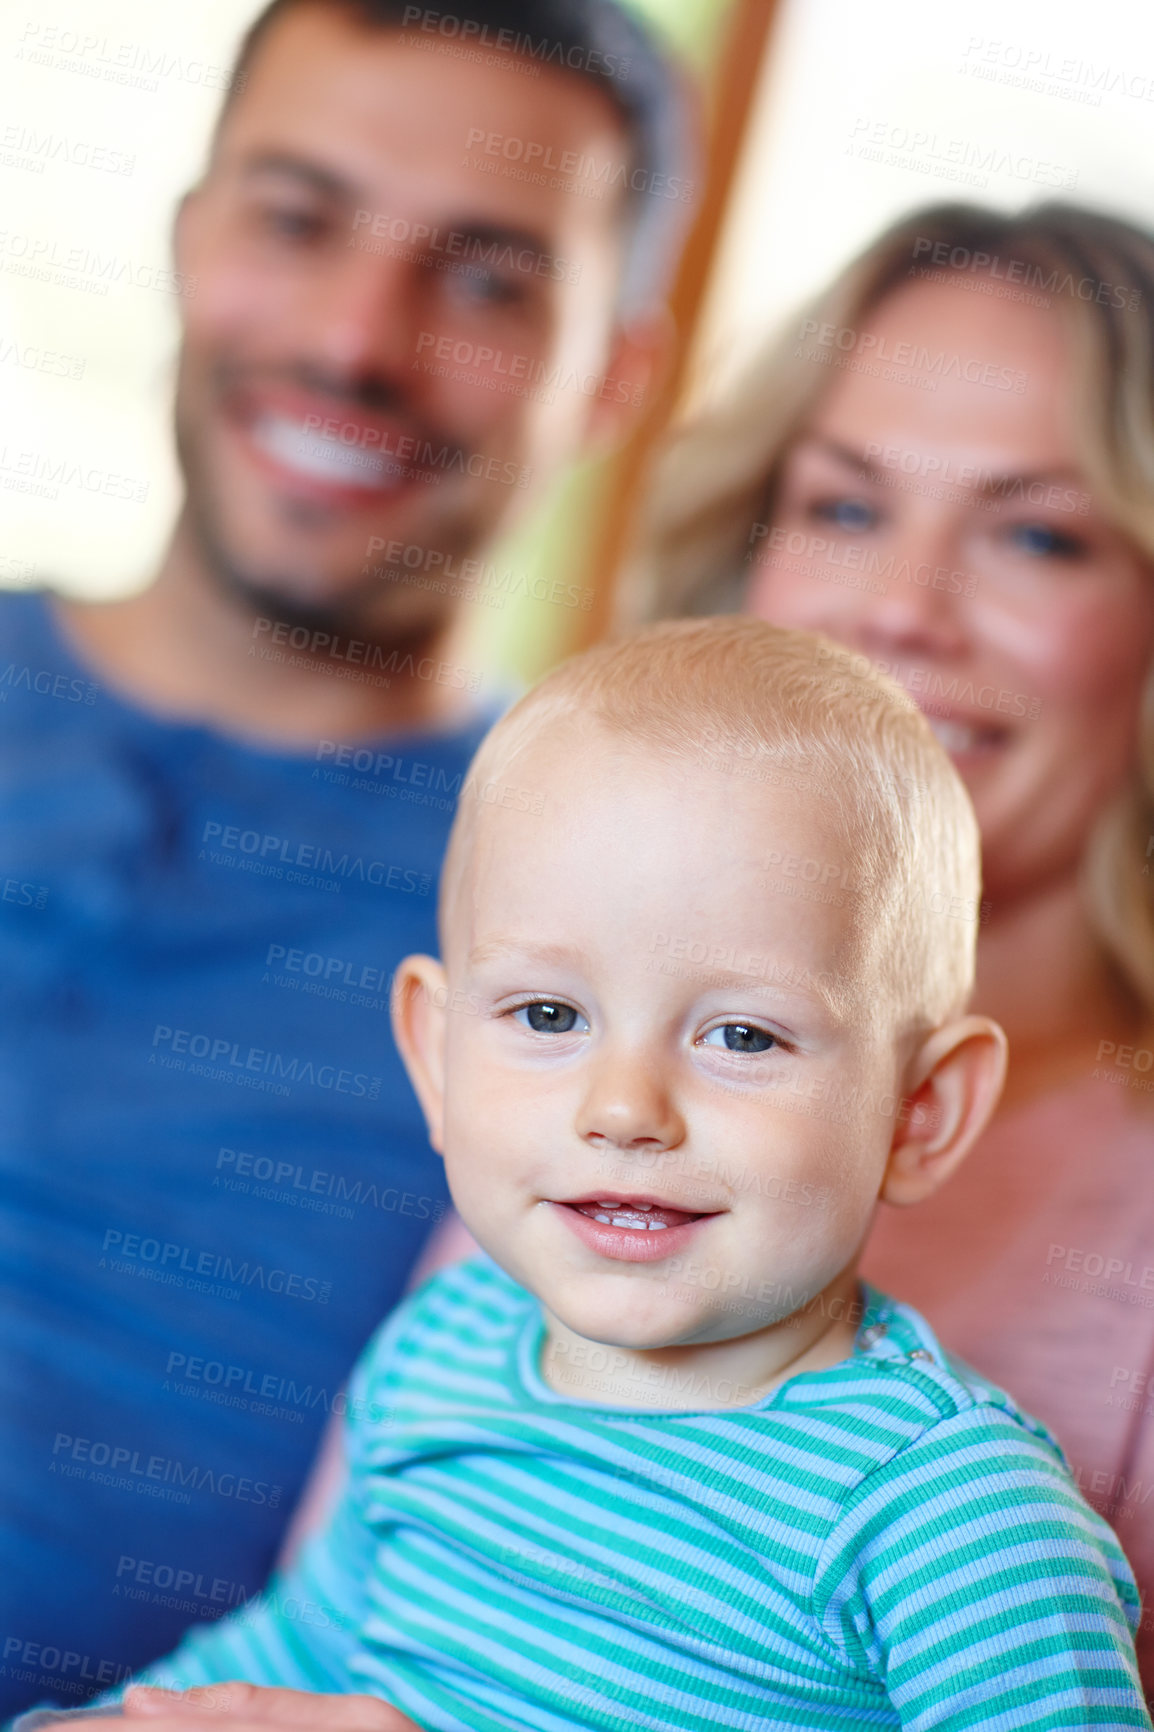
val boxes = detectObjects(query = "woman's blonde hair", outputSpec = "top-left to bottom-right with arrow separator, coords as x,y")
626,202 -> 1154,1015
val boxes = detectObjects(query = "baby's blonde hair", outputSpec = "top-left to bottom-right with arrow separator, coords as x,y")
443,619 -> 982,1037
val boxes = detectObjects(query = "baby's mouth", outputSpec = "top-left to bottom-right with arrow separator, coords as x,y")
565,1198 -> 706,1232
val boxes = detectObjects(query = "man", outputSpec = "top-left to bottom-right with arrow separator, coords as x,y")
0,0 -> 689,1713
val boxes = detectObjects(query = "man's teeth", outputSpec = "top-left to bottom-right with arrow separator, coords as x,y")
252,414 -> 395,489
927,718 -> 991,753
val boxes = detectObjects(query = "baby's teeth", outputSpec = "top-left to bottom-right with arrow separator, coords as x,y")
586,1203 -> 673,1230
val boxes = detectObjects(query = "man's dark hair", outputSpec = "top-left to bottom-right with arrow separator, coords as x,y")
222,0 -> 695,312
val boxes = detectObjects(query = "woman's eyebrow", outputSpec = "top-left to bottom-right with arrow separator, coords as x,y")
970,465 -> 1083,501
799,438 -> 1086,503
793,435 -> 887,479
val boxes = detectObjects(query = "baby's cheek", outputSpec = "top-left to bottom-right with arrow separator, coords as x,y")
785,1184 -> 850,1254
793,1149 -> 879,1246
443,1061 -> 523,1180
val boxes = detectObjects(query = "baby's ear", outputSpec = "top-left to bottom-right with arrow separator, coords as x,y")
880,1015 -> 1007,1207
391,955 -> 450,1154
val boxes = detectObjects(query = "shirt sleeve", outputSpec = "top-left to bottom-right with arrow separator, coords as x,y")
812,1403 -> 1152,1730
126,1467 -> 374,1693
102,1304 -> 414,1699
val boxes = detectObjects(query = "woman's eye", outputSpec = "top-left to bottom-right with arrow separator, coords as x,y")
1006,522 -> 1087,560
702,1023 -> 776,1054
809,496 -> 878,534
513,1001 -> 585,1034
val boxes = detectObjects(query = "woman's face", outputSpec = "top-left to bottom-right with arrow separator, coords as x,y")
747,278 -> 1154,902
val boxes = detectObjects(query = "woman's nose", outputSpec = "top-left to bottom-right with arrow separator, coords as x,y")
836,523 -> 972,663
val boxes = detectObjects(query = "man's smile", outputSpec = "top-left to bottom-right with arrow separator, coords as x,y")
219,377 -> 461,510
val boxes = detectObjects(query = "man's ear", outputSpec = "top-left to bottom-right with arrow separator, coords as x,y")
583,305 -> 676,451
880,1015 -> 1008,1207
391,954 -> 449,1155
172,187 -> 196,265
171,184 -> 207,296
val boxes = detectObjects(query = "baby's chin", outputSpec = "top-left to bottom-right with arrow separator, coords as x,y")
545,1279 -> 766,1353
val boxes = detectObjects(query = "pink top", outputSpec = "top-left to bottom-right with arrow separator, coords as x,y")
862,1070 -> 1154,1690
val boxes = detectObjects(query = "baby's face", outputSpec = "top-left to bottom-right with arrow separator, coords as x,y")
433,728 -> 912,1356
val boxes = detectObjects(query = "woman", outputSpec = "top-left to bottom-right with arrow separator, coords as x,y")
634,202 -> 1154,1686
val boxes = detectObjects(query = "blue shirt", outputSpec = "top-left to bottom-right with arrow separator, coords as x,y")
0,591 -> 490,1718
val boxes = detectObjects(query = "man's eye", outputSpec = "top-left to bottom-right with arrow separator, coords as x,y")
1006,522 -> 1087,560
809,496 -> 878,533
446,266 -> 525,308
513,1001 -> 585,1034
261,206 -> 328,243
702,1024 -> 776,1054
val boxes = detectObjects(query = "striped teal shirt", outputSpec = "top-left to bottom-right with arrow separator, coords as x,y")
130,1255 -> 1149,1729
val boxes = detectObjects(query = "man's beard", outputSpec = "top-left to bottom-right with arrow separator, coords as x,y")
174,358 -> 485,649
186,486 -> 401,643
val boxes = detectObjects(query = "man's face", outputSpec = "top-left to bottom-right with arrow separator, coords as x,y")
174,6 -> 635,635
427,730 -> 907,1364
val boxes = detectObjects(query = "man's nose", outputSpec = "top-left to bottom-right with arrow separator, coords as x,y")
298,248 -> 421,380
575,1049 -> 686,1154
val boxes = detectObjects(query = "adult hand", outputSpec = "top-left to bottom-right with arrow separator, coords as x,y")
99,1682 -> 423,1731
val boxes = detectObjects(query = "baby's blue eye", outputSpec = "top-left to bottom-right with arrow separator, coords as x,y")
703,1024 -> 776,1054
513,1001 -> 585,1034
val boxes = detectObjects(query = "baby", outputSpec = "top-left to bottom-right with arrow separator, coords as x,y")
86,621 -> 1150,1727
